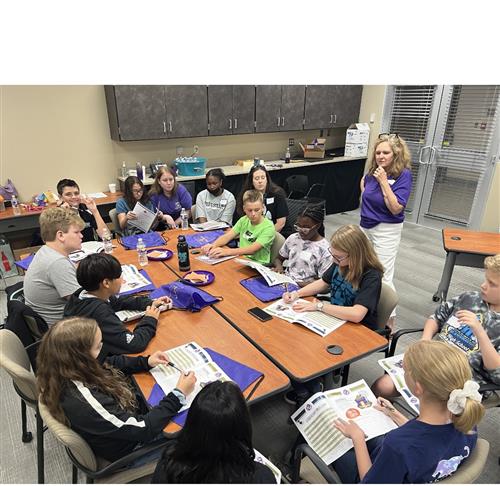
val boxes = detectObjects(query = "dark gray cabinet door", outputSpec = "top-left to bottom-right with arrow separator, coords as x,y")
304,85 -> 335,130
233,85 -> 255,134
208,85 -> 233,136
114,86 -> 167,140
165,86 -> 208,138
255,85 -> 282,133
332,85 -> 362,127
280,85 -> 305,131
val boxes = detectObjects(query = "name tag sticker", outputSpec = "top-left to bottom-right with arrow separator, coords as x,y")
388,179 -> 396,186
266,197 -> 274,204
220,199 -> 227,206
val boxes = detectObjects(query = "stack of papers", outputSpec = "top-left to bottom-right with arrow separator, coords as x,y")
235,258 -> 296,286
196,254 -> 236,265
190,221 -> 229,231
68,241 -> 104,263
115,309 -> 145,322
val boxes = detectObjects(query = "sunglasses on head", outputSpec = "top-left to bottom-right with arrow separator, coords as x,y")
378,132 -> 400,140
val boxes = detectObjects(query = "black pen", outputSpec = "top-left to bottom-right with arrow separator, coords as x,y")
168,361 -> 188,376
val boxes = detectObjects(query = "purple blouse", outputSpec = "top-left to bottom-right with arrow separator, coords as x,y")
360,169 -> 412,229
150,184 -> 193,220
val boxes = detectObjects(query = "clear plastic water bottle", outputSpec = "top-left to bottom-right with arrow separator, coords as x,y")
180,208 -> 189,230
137,237 -> 148,266
103,228 -> 113,254
121,161 -> 127,178
285,146 -> 291,164
11,195 -> 21,215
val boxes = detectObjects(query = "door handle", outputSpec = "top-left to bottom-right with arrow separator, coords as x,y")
418,145 -> 431,164
229,118 -> 232,130
429,146 -> 438,165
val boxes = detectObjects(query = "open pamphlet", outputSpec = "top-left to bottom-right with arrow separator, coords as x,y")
235,258 -> 296,286
119,264 -> 152,294
69,240 -> 104,263
378,354 -> 420,414
190,221 -> 229,231
150,342 -> 231,412
196,254 -> 236,265
292,379 -> 398,465
128,201 -> 160,234
254,450 -> 281,484
264,299 -> 345,337
115,309 -> 145,322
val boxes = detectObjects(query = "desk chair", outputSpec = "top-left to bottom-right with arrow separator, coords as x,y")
39,402 -> 168,484
191,204 -> 197,222
108,208 -> 122,237
291,438 -> 490,484
270,232 -> 286,263
0,330 -> 45,483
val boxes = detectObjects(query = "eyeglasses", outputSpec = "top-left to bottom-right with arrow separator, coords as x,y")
132,189 -> 144,194
293,223 -> 319,235
328,248 -> 349,262
378,132 -> 400,140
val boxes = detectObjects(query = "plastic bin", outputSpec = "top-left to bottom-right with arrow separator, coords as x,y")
175,157 -> 207,177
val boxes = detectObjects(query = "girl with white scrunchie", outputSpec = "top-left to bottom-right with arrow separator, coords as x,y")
330,340 -> 485,483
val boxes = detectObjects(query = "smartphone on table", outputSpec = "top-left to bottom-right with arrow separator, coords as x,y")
248,307 -> 272,322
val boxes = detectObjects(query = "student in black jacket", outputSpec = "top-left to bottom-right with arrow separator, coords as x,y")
64,253 -> 172,358
37,317 -> 196,462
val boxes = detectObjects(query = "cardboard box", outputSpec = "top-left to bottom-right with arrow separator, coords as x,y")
345,143 -> 369,157
299,138 -> 326,158
345,123 -> 370,144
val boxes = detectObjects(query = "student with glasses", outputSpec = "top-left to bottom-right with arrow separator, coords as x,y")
273,205 -> 333,287
359,133 -> 412,331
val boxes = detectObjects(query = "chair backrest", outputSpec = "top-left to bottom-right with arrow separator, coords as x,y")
108,208 -> 122,237
439,438 -> 489,483
191,204 -> 197,222
283,199 -> 326,238
38,401 -> 99,472
285,174 -> 309,198
270,232 -> 286,263
0,329 -> 38,406
376,283 -> 399,330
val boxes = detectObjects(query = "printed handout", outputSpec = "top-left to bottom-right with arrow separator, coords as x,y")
254,450 -> 281,483
68,240 -> 104,263
119,264 -> 152,294
190,221 -> 229,231
128,201 -> 160,233
235,258 -> 296,286
196,254 -> 236,265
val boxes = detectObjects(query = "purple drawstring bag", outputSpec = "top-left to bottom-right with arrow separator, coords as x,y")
240,276 -> 299,302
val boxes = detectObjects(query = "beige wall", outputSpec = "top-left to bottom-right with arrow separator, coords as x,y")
0,85 -> 345,201
358,85 -> 387,158
480,162 -> 500,232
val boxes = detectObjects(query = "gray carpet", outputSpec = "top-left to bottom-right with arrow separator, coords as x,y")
1,210 -> 498,483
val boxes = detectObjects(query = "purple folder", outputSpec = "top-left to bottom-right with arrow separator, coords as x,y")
15,254 -> 35,271
147,348 -> 264,426
185,230 -> 225,248
119,269 -> 156,296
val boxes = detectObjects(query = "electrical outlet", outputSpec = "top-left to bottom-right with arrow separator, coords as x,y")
176,146 -> 184,156
288,138 -> 295,147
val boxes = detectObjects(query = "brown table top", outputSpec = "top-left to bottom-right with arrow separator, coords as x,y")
442,228 -> 500,255
160,229 -> 389,382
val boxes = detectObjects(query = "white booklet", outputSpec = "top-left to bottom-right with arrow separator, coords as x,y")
292,379 -> 398,465
234,258 -> 296,286
190,221 -> 229,231
119,264 -> 152,294
196,254 -> 236,265
264,299 -> 345,337
115,309 -> 145,322
378,354 -> 420,414
69,240 -> 104,263
128,201 -> 160,234
254,450 -> 281,484
150,341 -> 231,413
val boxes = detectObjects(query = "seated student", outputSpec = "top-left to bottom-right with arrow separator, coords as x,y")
64,253 -> 172,357
372,253 -> 500,400
116,176 -> 160,235
56,178 -> 108,242
37,317 -> 196,463
283,224 -> 383,331
237,164 -> 289,235
149,166 -> 192,229
195,168 -> 236,226
273,205 -> 333,287
332,340 -> 484,483
152,381 -> 275,484
201,190 -> 275,265
24,207 -> 84,325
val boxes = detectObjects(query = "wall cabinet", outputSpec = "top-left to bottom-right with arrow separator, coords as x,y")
255,85 -> 305,133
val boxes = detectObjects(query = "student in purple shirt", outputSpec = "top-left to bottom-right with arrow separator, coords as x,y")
149,166 -> 193,229
360,133 -> 412,331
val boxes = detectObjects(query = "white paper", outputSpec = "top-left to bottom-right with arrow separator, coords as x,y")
86,192 -> 107,199
190,221 -> 230,231
378,354 -> 420,414
264,299 -> 345,337
254,450 -> 281,484
115,309 -> 145,322
128,201 -> 160,233
235,258 -> 296,286
68,240 -> 104,262
196,254 -> 236,265
150,342 -> 231,412
292,379 -> 397,464
119,264 -> 152,294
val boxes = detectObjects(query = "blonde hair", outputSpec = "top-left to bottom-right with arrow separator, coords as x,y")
484,254 -> 500,274
404,341 -> 484,434
368,134 -> 411,178
242,189 -> 263,206
40,207 -> 84,242
330,225 -> 384,288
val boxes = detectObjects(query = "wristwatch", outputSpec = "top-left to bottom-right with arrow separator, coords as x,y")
316,301 -> 324,312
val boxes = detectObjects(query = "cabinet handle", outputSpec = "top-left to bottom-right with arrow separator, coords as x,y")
333,114 -> 337,124
169,121 -> 172,132
330,114 -> 333,124
163,121 -> 166,133
277,116 -> 281,127
229,118 -> 232,130
234,118 -> 238,129
281,116 -> 285,127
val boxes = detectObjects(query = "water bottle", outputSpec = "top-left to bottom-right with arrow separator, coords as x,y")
177,235 -> 190,271
137,237 -> 148,266
285,146 -> 291,164
103,228 -> 113,254
11,195 -> 21,215
180,208 -> 189,230
121,161 -> 127,178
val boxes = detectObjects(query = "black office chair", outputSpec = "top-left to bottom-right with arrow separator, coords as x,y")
285,174 -> 325,200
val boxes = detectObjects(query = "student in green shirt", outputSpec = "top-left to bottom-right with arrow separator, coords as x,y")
201,190 -> 275,264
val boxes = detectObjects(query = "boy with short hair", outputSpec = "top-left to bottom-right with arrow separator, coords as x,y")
64,253 -> 172,358
373,253 -> 500,399
24,207 -> 84,325
201,189 -> 275,264
56,178 -> 108,242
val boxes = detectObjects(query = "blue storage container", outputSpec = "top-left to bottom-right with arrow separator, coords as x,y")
175,157 -> 207,177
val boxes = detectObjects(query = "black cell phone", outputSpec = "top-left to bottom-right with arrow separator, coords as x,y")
248,307 -> 272,322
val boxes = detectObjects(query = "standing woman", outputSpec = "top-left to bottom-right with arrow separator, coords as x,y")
149,166 -> 192,229
237,164 -> 289,234
360,133 -> 412,330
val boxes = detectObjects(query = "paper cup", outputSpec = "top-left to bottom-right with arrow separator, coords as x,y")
109,183 -> 117,193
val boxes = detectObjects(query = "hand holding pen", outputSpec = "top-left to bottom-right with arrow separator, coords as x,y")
168,361 -> 197,396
